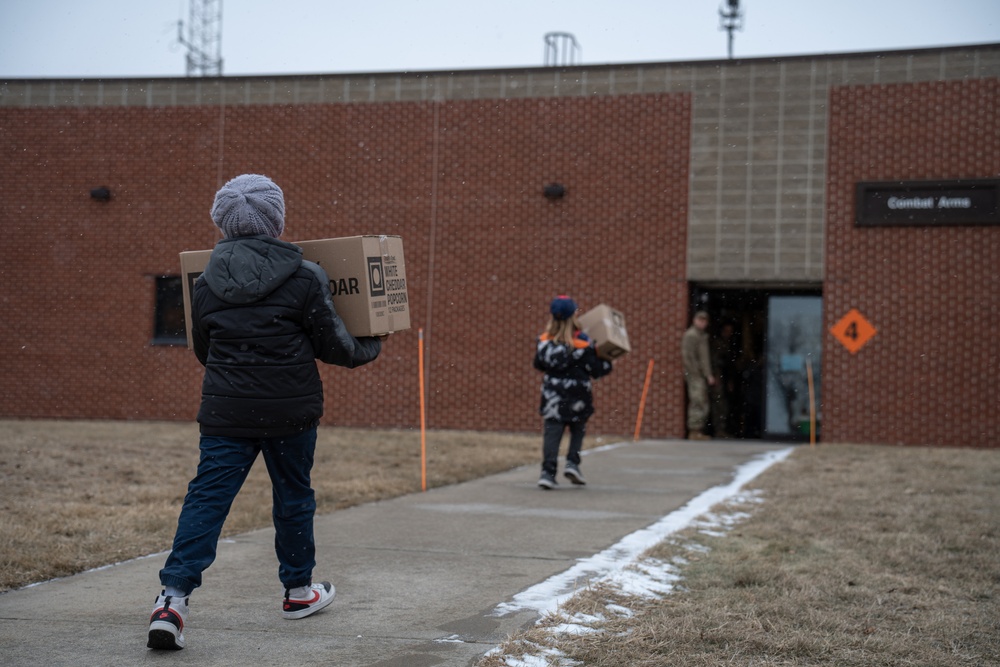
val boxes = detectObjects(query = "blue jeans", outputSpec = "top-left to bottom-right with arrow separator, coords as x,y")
159,428 -> 318,595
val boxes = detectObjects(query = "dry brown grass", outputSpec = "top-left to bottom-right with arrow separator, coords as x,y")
479,444 -> 1000,667
0,419 -> 618,592
5,422 -> 998,665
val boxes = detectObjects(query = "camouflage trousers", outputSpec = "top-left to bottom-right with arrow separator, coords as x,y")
685,377 -> 710,431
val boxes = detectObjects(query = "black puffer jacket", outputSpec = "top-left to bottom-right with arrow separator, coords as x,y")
192,235 -> 381,437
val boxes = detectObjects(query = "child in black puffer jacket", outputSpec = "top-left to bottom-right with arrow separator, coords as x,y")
533,295 -> 613,489
148,174 -> 383,651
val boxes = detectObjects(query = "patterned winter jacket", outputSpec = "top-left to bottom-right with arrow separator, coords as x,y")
534,331 -> 613,423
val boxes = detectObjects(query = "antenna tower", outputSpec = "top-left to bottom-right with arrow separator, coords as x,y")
178,0 -> 223,76
544,32 -> 581,67
719,0 -> 744,60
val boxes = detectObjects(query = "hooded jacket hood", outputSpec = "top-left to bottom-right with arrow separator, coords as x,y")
202,235 -> 303,305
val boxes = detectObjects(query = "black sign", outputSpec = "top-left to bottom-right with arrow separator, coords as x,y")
856,180 -> 999,227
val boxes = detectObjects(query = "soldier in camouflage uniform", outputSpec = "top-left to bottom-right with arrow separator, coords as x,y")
681,311 -> 716,440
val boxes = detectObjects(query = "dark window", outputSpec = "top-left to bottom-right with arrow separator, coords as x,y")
153,276 -> 186,345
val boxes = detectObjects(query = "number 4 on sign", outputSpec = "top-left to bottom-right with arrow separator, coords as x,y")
830,308 -> 877,354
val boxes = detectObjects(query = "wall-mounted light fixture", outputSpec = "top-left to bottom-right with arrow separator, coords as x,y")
90,186 -> 112,201
543,183 -> 566,199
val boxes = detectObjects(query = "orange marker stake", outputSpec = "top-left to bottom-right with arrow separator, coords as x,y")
633,359 -> 655,441
418,328 -> 427,491
806,357 -> 816,447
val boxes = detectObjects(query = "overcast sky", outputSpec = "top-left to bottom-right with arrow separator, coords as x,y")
1,0 -> 997,79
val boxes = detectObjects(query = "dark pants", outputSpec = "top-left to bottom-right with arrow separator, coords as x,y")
159,428 -> 318,595
542,419 -> 586,476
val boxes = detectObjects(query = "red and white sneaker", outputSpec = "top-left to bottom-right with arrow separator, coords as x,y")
282,582 -> 336,620
147,593 -> 188,650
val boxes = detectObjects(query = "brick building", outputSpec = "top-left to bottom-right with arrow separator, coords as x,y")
1,43 -> 997,446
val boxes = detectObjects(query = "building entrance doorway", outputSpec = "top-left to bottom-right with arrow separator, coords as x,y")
689,285 -> 822,441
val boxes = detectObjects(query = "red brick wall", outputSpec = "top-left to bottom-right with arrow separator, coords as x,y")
0,93 -> 691,437
824,79 -> 1000,447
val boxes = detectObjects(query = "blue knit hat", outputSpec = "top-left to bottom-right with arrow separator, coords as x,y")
550,295 -> 578,320
211,174 -> 286,239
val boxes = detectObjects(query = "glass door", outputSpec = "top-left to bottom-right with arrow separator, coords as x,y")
764,295 -> 822,440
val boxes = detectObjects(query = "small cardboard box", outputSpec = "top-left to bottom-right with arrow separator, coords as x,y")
578,304 -> 631,360
180,235 -> 409,348
298,236 -> 410,337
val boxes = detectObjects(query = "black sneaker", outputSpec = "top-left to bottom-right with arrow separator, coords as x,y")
283,582 -> 336,620
147,593 -> 188,650
564,462 -> 587,485
538,471 -> 558,489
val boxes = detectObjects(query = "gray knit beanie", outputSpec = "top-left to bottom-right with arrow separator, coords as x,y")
210,174 -> 286,239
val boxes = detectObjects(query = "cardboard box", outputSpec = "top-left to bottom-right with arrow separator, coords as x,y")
180,235 -> 409,348
298,236 -> 410,337
578,304 -> 631,360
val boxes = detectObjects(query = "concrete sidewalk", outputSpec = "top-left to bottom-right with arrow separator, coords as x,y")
0,438 -> 789,666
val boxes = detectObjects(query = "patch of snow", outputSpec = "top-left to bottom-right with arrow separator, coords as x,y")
492,447 -> 793,618
604,603 -> 634,618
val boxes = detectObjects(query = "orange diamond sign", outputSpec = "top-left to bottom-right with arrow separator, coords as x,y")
830,308 -> 877,354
